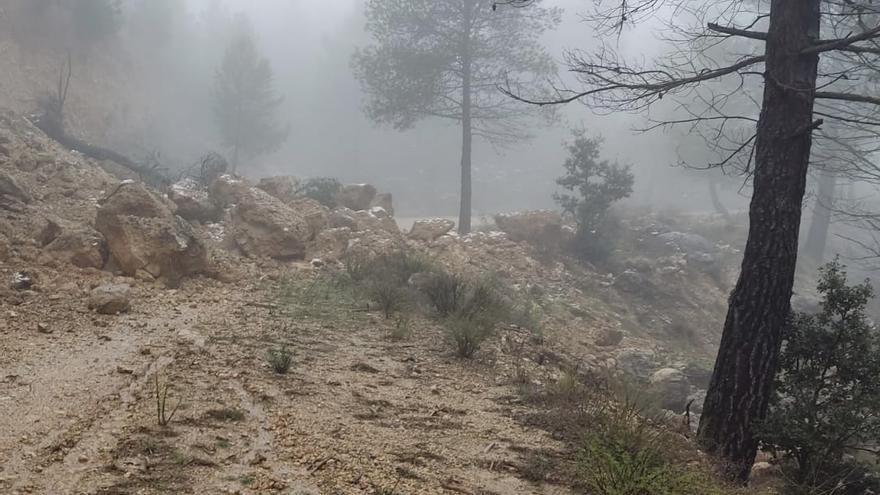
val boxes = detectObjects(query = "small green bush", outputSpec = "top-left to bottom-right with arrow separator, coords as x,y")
366,274 -> 410,318
555,130 -> 633,263
445,314 -> 495,358
266,345 -> 293,374
422,271 -> 468,316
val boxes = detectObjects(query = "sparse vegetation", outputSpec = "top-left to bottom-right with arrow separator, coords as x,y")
266,345 -> 293,374
389,315 -> 413,341
154,374 -> 181,427
445,314 -> 495,358
422,271 -> 468,317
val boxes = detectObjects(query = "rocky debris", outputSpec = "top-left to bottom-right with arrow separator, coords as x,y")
88,283 -> 132,314
409,218 -> 455,242
257,176 -> 299,203
96,182 -> 208,284
335,184 -> 377,211
370,192 -> 394,216
0,170 -> 31,204
649,368 -> 690,412
329,207 -> 399,235
594,327 -> 624,347
494,210 -> 565,248
310,227 -> 351,261
41,227 -> 108,269
290,198 -> 329,238
231,187 -> 312,260
169,178 -> 219,222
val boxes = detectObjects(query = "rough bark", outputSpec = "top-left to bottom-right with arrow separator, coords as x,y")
458,0 -> 474,234
802,172 -> 835,263
697,0 -> 821,482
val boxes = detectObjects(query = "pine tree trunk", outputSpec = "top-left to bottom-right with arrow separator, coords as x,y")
802,172 -> 836,263
697,0 -> 821,483
458,0 -> 474,235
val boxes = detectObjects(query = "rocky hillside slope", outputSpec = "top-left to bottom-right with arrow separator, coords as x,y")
0,109 -> 758,494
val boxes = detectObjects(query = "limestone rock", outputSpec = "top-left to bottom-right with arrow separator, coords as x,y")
310,227 -> 351,261
0,170 -> 31,203
41,227 -> 108,269
231,187 -> 312,260
96,182 -> 208,285
494,210 -> 564,248
409,218 -> 455,242
370,192 -> 394,216
335,184 -> 377,211
169,178 -> 219,222
649,368 -> 691,413
257,176 -> 299,203
88,283 -> 131,314
208,175 -> 252,209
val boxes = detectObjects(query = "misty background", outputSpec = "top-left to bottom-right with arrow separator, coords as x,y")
0,0 -> 749,219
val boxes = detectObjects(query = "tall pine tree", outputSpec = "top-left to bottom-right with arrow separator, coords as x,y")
213,29 -> 288,172
352,0 -> 559,233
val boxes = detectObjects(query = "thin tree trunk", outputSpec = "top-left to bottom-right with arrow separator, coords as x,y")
458,0 -> 474,235
697,0 -> 821,483
708,174 -> 731,220
802,172 -> 836,263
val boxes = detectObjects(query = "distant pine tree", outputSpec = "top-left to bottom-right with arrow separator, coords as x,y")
213,32 -> 288,171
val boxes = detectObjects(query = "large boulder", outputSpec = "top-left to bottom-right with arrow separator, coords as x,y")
649,368 -> 691,413
494,210 -> 564,248
370,192 -> 394,216
0,170 -> 31,203
335,184 -> 377,211
169,178 -> 219,222
330,207 -> 399,234
310,227 -> 351,261
208,175 -> 252,209
41,227 -> 108,269
257,176 -> 299,203
96,182 -> 208,284
88,283 -> 131,314
408,218 -> 455,242
230,187 -> 312,260
289,198 -> 328,238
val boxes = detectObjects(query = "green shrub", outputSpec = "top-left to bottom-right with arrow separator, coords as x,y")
445,314 -> 495,358
297,177 -> 342,208
555,130 -> 633,263
761,260 -> 880,493
577,405 -> 724,495
422,271 -> 468,316
366,274 -> 410,318
266,345 -> 293,374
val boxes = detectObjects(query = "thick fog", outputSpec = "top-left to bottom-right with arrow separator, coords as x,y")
77,0 -> 748,219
